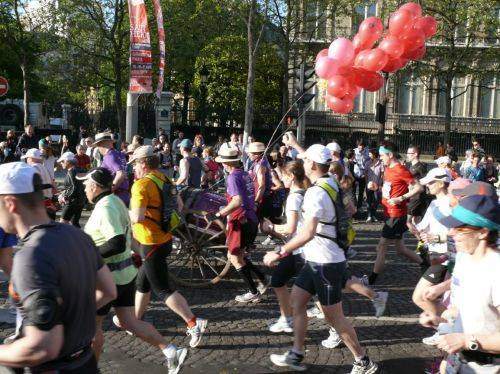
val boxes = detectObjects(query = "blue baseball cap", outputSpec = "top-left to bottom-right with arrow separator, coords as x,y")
440,195 -> 500,231
178,139 -> 193,149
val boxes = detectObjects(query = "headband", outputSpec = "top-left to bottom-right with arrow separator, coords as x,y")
378,146 -> 392,155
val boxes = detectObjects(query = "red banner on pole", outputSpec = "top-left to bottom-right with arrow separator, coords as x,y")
128,0 -> 153,93
152,0 -> 165,99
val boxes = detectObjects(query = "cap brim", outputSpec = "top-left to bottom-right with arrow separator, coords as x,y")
419,176 -> 433,185
76,172 -> 91,181
91,139 -> 112,147
439,215 -> 466,229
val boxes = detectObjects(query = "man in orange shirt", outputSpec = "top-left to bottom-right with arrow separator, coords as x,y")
368,142 -> 427,285
128,146 -> 207,349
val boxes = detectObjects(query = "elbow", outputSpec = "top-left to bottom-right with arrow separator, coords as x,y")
23,344 -> 61,366
107,285 -> 118,302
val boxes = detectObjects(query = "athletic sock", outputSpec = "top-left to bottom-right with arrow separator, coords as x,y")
291,348 -> 304,357
187,317 -> 197,329
162,344 -> 177,359
368,272 -> 378,285
237,265 -> 258,294
245,258 -> 267,284
355,355 -> 370,366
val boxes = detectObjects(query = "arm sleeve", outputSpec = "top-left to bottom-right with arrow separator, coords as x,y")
130,181 -> 148,209
97,235 -> 126,258
226,174 -> 239,198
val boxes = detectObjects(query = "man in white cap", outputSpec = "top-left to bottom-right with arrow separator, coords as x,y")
58,151 -> 86,227
0,162 -> 116,373
21,149 -> 53,200
266,134 -> 378,373
93,132 -> 129,205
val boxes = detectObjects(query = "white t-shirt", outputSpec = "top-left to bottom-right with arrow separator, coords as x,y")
451,251 -> 500,335
285,190 -> 304,255
43,155 -> 56,181
416,195 -> 452,254
33,163 -> 53,199
300,177 -> 345,264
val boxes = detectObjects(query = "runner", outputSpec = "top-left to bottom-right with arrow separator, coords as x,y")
93,132 -> 130,205
405,145 -> 428,243
265,142 -> 378,373
79,167 -> 187,374
368,141 -> 427,285
175,139 -> 207,188
58,151 -> 86,227
353,139 -> 370,213
208,147 -> 267,303
0,162 -> 116,373
128,146 -> 207,348
365,148 -> 383,222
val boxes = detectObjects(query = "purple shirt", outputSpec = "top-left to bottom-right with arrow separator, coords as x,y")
226,169 -> 257,222
101,149 -> 130,205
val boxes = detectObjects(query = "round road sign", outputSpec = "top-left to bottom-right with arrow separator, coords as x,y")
0,77 -> 9,97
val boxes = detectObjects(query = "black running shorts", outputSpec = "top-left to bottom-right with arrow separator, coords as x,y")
270,254 -> 304,288
97,277 -> 136,316
422,264 -> 448,285
382,216 -> 408,240
294,261 -> 346,306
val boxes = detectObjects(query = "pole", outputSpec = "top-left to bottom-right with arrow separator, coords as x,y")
126,92 -> 139,143
297,62 -> 306,146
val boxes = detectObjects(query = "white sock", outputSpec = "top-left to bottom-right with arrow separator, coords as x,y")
162,344 -> 177,359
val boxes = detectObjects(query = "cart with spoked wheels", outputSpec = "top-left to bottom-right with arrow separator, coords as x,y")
168,187 -> 231,288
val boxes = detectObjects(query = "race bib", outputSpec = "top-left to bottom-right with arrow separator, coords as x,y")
382,181 -> 391,199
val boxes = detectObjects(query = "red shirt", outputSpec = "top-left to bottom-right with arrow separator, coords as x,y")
75,154 -> 91,171
381,163 -> 414,218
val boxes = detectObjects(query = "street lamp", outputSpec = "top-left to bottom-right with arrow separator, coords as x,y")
199,65 -> 209,127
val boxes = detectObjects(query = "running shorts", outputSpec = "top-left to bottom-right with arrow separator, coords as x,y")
97,277 -> 136,316
422,264 -> 448,285
382,216 -> 408,240
136,241 -> 175,299
226,219 -> 258,255
270,254 -> 304,288
294,261 -> 346,306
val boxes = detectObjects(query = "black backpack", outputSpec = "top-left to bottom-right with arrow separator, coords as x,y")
145,174 -> 181,232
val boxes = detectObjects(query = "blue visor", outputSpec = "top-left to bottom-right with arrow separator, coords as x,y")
440,205 -> 500,231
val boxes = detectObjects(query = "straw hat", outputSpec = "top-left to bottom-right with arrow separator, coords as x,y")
128,145 -> 155,164
91,132 -> 114,147
247,142 -> 266,154
215,147 -> 240,163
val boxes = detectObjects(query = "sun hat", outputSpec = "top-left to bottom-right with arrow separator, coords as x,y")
326,142 -> 342,154
419,168 -> 451,185
0,162 -> 49,195
297,144 -> 332,165
448,178 -> 471,195
21,148 -> 43,160
57,151 -> 76,163
76,167 -> 114,188
435,156 -> 451,165
247,142 -> 266,154
215,147 -> 240,163
439,195 -> 499,231
91,132 -> 114,147
128,145 -> 155,164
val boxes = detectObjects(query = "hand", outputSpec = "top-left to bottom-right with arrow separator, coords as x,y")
420,232 -> 436,244
419,311 -> 442,329
261,219 -> 274,234
388,196 -> 403,206
423,285 -> 443,301
263,252 -> 280,267
437,333 -> 467,354
205,212 -> 218,222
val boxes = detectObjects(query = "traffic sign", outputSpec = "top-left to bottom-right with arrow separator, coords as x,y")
0,77 -> 8,97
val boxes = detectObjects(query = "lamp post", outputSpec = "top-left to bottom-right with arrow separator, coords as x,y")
199,65 -> 209,127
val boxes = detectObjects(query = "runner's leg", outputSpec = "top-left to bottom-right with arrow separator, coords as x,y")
394,239 -> 422,264
290,285 -> 312,353
93,315 -> 106,361
116,307 -> 169,349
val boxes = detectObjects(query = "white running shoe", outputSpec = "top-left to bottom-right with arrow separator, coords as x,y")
270,350 -> 306,371
269,317 -> 293,333
359,275 -> 369,287
346,248 -> 357,259
372,291 -> 388,318
306,306 -> 324,319
422,331 -> 441,346
235,291 -> 260,303
257,276 -> 270,295
112,315 -> 133,336
186,318 -> 208,348
321,327 -> 342,349
167,346 -> 188,374
261,236 -> 276,246
350,358 -> 379,374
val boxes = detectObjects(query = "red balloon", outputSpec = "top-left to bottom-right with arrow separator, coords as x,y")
361,48 -> 389,72
402,44 -> 426,60
389,10 -> 415,36
326,95 -> 354,114
316,49 -> 329,62
353,32 -> 380,53
354,49 -> 371,68
358,16 -> 384,36
344,80 -> 361,100
382,57 -> 409,73
315,57 -> 339,79
399,2 -> 422,19
414,16 -> 438,38
378,37 -> 405,59
327,75 -> 349,98
351,68 -> 384,92
400,27 -> 426,52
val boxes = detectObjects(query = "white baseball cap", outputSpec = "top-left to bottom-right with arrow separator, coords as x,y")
435,156 -> 451,165
326,142 -> 342,154
297,144 -> 332,165
420,167 -> 451,185
21,148 -> 43,160
0,162 -> 42,194
57,151 -> 76,163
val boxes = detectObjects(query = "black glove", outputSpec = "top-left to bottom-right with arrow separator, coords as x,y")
205,212 -> 217,222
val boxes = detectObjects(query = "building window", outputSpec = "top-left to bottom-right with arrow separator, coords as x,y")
354,90 -> 375,113
478,75 -> 499,118
397,74 -> 424,115
304,0 -> 328,41
352,3 -> 377,35
452,77 -> 467,117
485,7 -> 500,45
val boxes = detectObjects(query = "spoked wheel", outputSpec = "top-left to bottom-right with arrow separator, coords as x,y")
169,213 -> 231,288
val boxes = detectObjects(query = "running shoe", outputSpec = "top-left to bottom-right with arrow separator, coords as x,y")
270,350 -> 306,371
306,306 -> 324,319
366,216 -> 374,223
346,247 -> 358,259
112,315 -> 133,336
235,291 -> 260,303
257,276 -> 270,295
359,274 -> 369,287
186,318 -> 208,348
350,358 -> 379,374
269,317 -> 293,333
422,331 -> 441,346
321,327 -> 342,349
372,291 -> 388,318
166,346 -> 188,374
261,236 -> 276,246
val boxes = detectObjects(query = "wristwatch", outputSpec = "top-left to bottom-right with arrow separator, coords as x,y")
468,335 -> 479,351
215,212 -> 221,218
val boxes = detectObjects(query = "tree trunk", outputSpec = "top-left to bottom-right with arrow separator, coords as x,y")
444,79 -> 453,146
181,81 -> 190,126
281,48 -> 290,117
20,58 -> 29,127
243,0 -> 257,148
115,83 -> 124,140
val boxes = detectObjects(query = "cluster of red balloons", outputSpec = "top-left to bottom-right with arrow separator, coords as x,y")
315,2 -> 437,114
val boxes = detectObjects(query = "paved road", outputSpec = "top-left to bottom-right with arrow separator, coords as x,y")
0,218 -> 441,374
